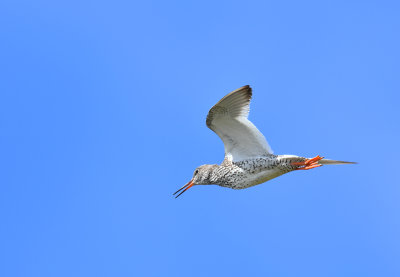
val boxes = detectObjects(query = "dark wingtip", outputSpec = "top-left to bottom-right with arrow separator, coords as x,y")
237,85 -> 252,96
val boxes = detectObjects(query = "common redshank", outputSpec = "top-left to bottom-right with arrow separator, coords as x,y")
174,85 -> 355,198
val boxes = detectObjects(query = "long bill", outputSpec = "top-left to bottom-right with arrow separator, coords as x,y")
173,180 -> 194,198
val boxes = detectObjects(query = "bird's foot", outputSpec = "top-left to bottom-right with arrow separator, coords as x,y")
292,155 -> 324,170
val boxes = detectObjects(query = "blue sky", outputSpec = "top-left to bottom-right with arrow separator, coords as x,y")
1,0 -> 399,276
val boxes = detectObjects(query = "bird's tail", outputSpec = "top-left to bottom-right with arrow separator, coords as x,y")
319,159 -> 357,165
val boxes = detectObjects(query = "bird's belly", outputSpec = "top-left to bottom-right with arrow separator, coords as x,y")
244,169 -> 285,188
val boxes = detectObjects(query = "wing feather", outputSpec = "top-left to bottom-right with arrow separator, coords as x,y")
206,85 -> 273,162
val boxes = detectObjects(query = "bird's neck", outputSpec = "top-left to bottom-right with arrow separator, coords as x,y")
204,164 -> 223,185
207,164 -> 230,185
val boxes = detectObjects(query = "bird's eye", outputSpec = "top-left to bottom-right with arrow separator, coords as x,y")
195,170 -> 199,175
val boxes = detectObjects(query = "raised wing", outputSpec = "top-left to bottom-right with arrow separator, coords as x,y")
206,85 -> 273,162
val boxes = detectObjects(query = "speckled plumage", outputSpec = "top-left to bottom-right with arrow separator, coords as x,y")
173,85 -> 355,198
192,155 -> 308,190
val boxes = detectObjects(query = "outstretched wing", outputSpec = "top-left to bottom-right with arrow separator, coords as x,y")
206,85 -> 273,162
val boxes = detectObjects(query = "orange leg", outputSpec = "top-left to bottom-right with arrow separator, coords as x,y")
292,155 -> 324,170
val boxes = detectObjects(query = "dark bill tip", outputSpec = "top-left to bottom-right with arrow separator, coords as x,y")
173,180 -> 194,198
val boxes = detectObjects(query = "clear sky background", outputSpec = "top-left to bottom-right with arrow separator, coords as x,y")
1,1 -> 399,276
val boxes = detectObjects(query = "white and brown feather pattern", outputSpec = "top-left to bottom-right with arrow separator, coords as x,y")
206,85 -> 252,127
203,156 -> 308,189
205,85 -> 273,162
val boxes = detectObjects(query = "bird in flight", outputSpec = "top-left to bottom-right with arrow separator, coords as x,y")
174,85 -> 355,198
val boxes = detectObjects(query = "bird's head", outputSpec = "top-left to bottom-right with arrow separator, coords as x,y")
173,164 -> 218,198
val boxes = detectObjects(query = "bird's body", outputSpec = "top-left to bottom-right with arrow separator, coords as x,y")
194,155 -> 303,189
174,85 -> 355,198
